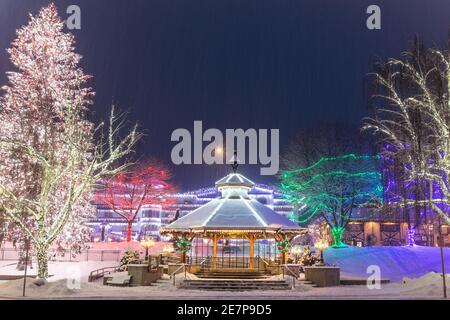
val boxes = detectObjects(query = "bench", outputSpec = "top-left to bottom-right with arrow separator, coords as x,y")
106,275 -> 132,287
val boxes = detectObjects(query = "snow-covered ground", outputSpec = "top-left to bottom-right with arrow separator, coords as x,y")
324,245 -> 450,281
0,246 -> 448,299
0,271 -> 448,300
0,260 -> 117,282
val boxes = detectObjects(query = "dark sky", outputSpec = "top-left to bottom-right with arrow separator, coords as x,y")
0,0 -> 449,190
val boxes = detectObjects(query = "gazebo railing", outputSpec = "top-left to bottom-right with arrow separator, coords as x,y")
196,256 -> 271,271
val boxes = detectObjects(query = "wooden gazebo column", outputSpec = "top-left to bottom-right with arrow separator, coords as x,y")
275,234 -> 287,265
248,235 -> 255,270
212,234 -> 218,271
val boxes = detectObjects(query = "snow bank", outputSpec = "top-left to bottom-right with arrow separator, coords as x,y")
398,272 -> 450,296
324,246 -> 450,282
0,279 -> 79,297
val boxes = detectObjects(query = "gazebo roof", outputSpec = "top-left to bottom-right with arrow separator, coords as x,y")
161,173 -> 306,236
215,173 -> 254,189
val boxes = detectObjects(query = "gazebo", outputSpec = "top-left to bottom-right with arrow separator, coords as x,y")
160,170 -> 307,273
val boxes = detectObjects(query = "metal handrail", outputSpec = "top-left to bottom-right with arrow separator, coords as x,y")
282,264 -> 299,288
88,266 -> 120,282
199,258 -> 208,268
258,256 -> 270,267
171,263 -> 188,286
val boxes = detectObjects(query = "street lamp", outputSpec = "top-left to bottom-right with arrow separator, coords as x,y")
140,236 -> 155,261
291,245 -> 303,264
314,239 -> 329,266
163,245 -> 175,254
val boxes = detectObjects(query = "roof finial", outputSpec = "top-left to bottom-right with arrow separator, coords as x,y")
231,149 -> 238,173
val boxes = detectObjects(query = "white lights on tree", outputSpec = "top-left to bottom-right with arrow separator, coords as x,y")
0,4 -> 140,279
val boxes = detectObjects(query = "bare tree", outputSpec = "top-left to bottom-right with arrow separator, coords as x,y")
363,36 -> 450,226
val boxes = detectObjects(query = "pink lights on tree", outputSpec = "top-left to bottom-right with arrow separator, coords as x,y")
95,162 -> 176,242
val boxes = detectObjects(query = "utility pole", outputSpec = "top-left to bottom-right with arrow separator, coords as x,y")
430,181 -> 447,298
437,232 -> 447,299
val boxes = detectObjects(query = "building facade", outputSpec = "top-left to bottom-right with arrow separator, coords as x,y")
88,179 -> 450,247
87,181 -> 295,242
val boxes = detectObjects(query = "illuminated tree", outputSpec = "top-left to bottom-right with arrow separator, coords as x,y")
280,154 -> 383,247
0,4 -> 140,279
95,162 -> 176,242
362,37 -> 450,226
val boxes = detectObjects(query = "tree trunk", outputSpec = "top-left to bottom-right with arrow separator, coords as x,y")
331,227 -> 346,248
406,227 -> 416,246
36,244 -> 49,279
126,221 -> 132,242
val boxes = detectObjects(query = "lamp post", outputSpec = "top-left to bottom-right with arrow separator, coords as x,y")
437,234 -> 447,299
163,245 -> 175,254
140,236 -> 155,261
314,239 -> 329,266
291,245 -> 302,264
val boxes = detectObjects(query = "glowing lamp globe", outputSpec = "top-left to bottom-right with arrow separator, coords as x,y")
163,245 -> 175,254
141,237 -> 155,260
141,237 -> 155,249
314,239 -> 329,251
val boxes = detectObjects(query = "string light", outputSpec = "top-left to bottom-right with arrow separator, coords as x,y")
280,154 -> 382,247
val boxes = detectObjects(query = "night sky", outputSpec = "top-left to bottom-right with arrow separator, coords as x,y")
0,0 -> 449,190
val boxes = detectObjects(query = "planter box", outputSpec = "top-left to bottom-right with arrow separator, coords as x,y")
127,264 -> 163,286
304,266 -> 340,287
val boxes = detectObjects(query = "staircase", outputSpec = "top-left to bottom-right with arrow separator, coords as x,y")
195,270 -> 270,279
180,279 -> 291,291
178,268 -> 292,291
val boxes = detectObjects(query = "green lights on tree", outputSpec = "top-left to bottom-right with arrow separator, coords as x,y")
175,237 -> 192,253
330,227 -> 346,248
276,238 -> 291,253
280,153 -> 383,247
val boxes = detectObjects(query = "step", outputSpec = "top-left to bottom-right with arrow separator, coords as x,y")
185,280 -> 286,284
185,281 -> 286,286
195,275 -> 270,279
180,279 -> 291,291
182,284 -> 290,288
195,272 -> 271,278
195,272 -> 269,274
180,287 -> 291,291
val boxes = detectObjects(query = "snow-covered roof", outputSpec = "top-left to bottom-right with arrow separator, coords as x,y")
215,173 -> 255,189
162,172 -> 304,234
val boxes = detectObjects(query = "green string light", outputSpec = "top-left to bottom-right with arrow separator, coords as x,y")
280,153 -> 383,246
